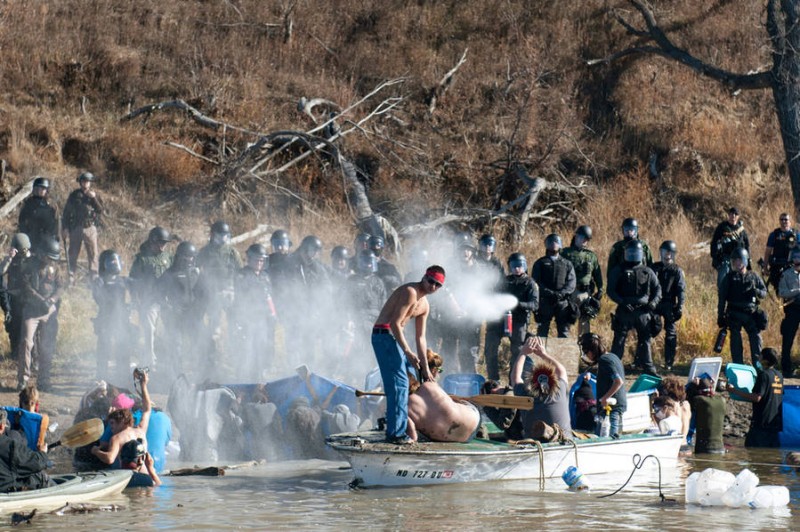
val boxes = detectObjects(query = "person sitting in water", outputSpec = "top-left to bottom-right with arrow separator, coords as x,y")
119,437 -> 161,487
406,380 -> 481,443
91,369 -> 151,467
727,347 -> 784,448
572,373 -> 597,433
652,396 -> 682,435
0,409 -> 53,492
511,335 -> 572,440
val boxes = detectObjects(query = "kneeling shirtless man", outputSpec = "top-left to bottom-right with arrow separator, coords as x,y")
407,381 -> 481,443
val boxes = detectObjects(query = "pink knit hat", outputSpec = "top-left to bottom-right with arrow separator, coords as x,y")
112,393 -> 135,410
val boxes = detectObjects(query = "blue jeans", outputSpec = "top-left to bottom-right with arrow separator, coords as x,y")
595,408 -> 624,438
372,333 -> 415,439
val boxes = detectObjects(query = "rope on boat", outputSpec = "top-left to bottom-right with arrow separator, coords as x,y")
532,440 -> 545,491
598,454 -> 674,503
563,438 -> 579,469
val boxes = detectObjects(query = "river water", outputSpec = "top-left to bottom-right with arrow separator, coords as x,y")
15,444 -> 800,530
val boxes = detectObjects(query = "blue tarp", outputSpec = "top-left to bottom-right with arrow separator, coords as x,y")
780,385 -> 800,447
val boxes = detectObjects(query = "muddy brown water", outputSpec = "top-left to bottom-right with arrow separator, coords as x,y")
8,442 -> 799,530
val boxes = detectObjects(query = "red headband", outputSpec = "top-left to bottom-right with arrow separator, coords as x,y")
425,269 -> 445,285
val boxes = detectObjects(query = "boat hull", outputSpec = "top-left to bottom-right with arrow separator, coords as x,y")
0,470 -> 132,513
327,431 -> 683,488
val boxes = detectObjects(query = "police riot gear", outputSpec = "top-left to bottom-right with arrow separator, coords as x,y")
576,225 -> 593,240
247,243 -> 269,260
622,218 -> 639,239
368,235 -> 385,256
545,234 -> 563,251
77,172 -> 95,182
453,231 -> 474,252
331,245 -> 350,262
624,240 -> 644,263
731,247 -> 749,264
357,249 -> 378,274
508,252 -> 527,272
479,234 -> 497,252
148,226 -> 171,244
99,249 -> 123,276
270,230 -> 292,252
42,238 -> 61,261
11,234 -> 31,253
32,177 -> 50,189
354,232 -> 371,251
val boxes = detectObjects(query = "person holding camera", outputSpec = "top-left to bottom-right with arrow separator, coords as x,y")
91,368 -> 152,468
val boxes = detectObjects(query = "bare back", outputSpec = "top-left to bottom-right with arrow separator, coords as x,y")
407,382 -> 480,443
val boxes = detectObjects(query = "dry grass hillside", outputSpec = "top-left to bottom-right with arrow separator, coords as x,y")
0,1 -> 794,373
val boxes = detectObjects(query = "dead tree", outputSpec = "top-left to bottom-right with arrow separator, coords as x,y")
589,0 -> 800,212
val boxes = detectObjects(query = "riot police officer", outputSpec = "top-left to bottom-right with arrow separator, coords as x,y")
718,247 -> 766,366
329,245 -> 352,283
196,221 -> 242,362
532,234 -> 576,338
158,241 -> 203,378
477,234 -> 506,380
92,249 -> 133,381
778,248 -> 800,377
763,212 -> 797,294
608,240 -> 662,376
232,243 -> 276,380
0,233 -> 32,357
711,207 -> 750,287
61,171 -> 104,280
562,225 -> 603,336
491,252 -> 538,381
18,177 -> 59,256
342,249 -> 388,377
651,241 -> 686,371
129,226 -> 173,368
368,235 -> 402,294
17,237 -> 64,391
607,218 -> 654,278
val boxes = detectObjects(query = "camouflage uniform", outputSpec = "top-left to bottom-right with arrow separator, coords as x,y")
129,244 -> 172,367
562,242 -> 604,335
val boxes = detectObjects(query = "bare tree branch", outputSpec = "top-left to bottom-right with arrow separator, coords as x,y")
588,0 -> 773,91
427,48 -> 468,114
0,179 -> 33,220
164,142 -> 219,164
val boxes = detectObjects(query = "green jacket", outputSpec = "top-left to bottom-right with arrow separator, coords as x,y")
129,244 -> 172,301
562,245 -> 604,297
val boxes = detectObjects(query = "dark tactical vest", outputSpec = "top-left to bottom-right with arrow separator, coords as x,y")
770,229 -> 797,266
536,256 -> 570,291
616,264 -> 650,299
724,271 -> 759,312
653,263 -> 681,303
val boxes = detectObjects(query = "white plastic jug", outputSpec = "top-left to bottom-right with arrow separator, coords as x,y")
695,468 -> 736,507
685,472 -> 701,504
721,468 -> 759,508
562,465 -> 591,492
749,486 -> 791,508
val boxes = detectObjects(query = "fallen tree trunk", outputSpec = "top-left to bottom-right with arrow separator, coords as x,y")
0,179 -> 33,220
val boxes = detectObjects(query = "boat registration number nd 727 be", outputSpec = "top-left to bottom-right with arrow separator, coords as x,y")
396,469 -> 454,479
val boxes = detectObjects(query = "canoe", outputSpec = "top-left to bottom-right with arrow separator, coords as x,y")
327,430 -> 684,488
0,470 -> 132,513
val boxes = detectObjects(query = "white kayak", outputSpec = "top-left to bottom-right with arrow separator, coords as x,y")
327,430 -> 684,488
0,470 -> 132,513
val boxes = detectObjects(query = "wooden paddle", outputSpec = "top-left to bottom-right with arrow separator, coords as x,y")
48,418 -> 105,449
354,390 -> 534,410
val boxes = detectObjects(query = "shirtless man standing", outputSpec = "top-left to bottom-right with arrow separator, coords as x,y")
373,265 -> 445,444
91,369 -> 152,466
407,382 -> 481,442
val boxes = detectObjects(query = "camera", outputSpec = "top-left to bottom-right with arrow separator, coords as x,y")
133,367 -> 149,379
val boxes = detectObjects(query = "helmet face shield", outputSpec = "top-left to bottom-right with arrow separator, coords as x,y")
660,249 -> 675,264
509,259 -> 527,272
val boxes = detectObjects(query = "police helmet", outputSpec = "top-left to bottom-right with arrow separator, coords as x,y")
270,229 -> 292,251
300,235 -> 323,254
791,248 -> 800,264
148,226 -> 171,244
622,217 -> 639,237
580,297 -> 601,319
545,233 -> 562,251
354,232 -> 372,250
32,177 -> 50,189
42,238 -> 61,261
660,240 -> 677,263
11,233 -> 31,253
356,249 -> 378,274
77,171 -> 95,183
175,241 -> 197,259
368,235 -> 385,255
479,234 -> 497,252
99,249 -> 123,276
246,243 -> 268,260
330,245 -> 350,261
730,247 -> 749,263
453,231 -> 474,251
507,252 -> 528,271
210,221 -> 231,235
623,240 -> 643,263
576,225 -> 593,240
